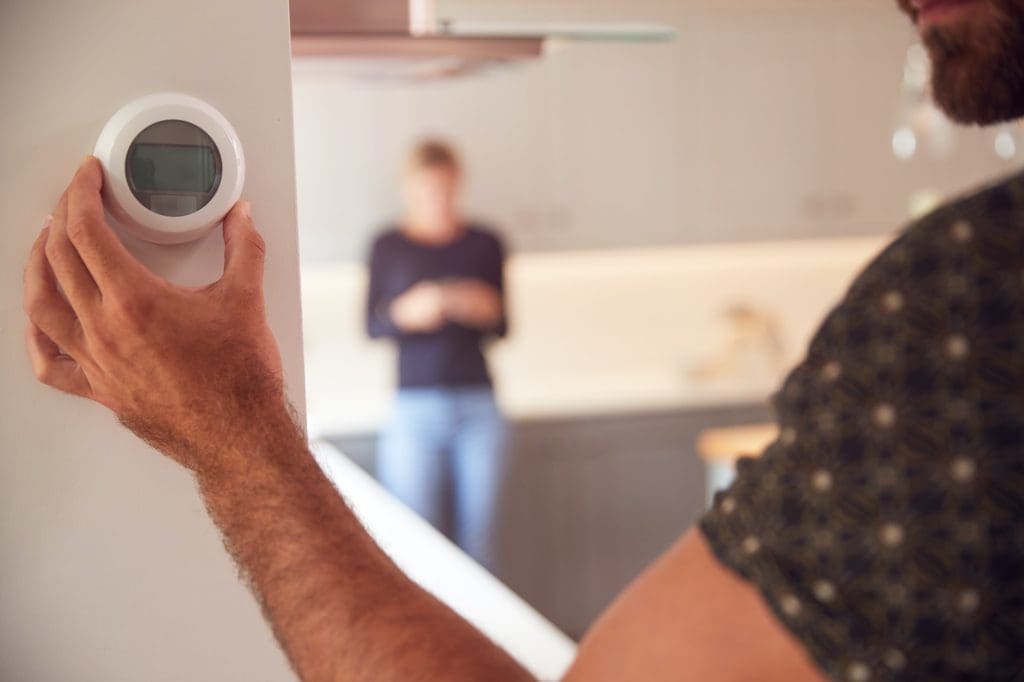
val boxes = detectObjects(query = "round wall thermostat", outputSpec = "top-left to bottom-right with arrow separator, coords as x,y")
93,92 -> 245,244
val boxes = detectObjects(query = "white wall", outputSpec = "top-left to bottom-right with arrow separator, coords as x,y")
0,1 -> 303,679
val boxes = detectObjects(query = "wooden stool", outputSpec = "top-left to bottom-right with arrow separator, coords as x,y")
696,422 -> 778,507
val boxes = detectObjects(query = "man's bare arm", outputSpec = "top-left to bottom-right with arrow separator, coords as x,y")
22,158 -> 532,682
195,407 -> 531,682
565,529 -> 825,682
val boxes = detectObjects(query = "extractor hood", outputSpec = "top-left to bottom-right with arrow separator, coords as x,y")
290,0 -> 675,80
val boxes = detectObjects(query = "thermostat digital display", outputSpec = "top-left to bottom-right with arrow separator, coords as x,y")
94,93 -> 244,244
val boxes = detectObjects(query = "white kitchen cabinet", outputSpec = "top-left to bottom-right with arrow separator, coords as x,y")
692,14 -> 827,243
816,11 -> 1017,236
692,7 -> 1021,243
330,403 -> 771,639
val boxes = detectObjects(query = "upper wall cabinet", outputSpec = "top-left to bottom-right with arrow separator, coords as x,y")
693,8 -> 1020,243
292,4 -> 1024,262
692,14 -> 827,243
811,11 -> 1019,237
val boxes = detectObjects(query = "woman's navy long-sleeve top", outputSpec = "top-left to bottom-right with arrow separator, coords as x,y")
365,224 -> 507,389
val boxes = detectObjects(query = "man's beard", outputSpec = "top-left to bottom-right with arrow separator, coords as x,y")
919,0 -> 1024,125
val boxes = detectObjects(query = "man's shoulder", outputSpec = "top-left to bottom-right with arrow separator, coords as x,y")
797,169 -> 1024,377
832,170 -> 1024,311
703,170 -> 1024,682
900,168 -> 1024,254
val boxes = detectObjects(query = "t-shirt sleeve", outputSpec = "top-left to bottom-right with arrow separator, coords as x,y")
698,181 -> 1024,682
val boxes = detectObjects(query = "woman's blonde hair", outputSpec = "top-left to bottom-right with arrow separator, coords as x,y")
405,138 -> 461,175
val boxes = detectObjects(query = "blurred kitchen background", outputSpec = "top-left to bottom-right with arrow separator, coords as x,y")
291,0 -> 1022,639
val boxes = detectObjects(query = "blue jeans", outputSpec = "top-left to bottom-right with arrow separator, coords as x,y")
376,386 -> 508,571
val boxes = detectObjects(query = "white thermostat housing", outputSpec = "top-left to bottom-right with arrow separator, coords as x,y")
93,92 -> 245,244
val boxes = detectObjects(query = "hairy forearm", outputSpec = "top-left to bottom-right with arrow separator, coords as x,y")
194,406 -> 532,682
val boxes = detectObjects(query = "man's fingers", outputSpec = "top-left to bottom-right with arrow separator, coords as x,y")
24,224 -> 85,356
65,156 -> 149,294
45,187 -> 100,315
25,322 -> 92,398
67,157 -> 105,223
221,200 -> 266,294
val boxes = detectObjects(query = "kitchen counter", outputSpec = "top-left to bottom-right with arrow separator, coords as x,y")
303,235 -> 886,438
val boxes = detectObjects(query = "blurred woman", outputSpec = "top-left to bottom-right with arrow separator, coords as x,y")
365,139 -> 509,571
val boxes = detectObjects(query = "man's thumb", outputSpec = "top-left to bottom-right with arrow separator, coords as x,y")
221,200 -> 266,290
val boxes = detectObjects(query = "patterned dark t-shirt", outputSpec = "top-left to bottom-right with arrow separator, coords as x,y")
700,171 -> 1024,681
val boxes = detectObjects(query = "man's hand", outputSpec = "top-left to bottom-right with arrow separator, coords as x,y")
23,156 -> 287,473
389,280 -> 446,333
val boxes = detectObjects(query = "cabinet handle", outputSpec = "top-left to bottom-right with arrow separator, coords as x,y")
830,193 -> 856,218
803,193 -> 857,219
801,194 -> 827,218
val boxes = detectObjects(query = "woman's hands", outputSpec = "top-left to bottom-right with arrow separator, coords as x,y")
388,280 -> 447,332
22,157 -> 288,474
389,278 -> 503,333
441,279 -> 503,330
